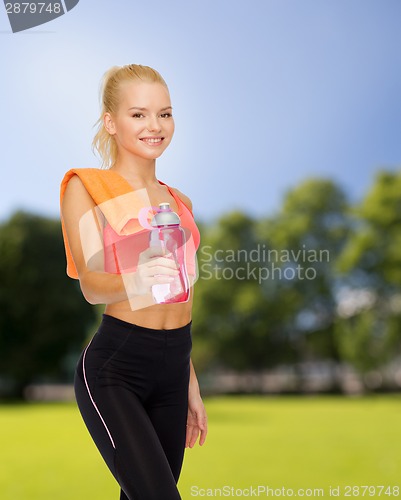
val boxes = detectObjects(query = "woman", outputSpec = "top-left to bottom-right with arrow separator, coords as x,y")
60,64 -> 207,500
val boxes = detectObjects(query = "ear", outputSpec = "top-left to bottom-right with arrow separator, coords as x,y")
103,112 -> 116,135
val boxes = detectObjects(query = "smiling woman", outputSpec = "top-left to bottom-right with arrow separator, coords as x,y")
60,64 -> 207,500
91,64 -> 173,169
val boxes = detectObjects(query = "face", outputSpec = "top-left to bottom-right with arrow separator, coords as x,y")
104,81 -> 175,161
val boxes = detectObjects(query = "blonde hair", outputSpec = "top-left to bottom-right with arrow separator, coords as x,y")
92,64 -> 169,169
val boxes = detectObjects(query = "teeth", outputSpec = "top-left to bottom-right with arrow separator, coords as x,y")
142,138 -> 163,143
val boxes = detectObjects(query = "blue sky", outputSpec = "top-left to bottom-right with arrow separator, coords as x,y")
1,0 -> 400,222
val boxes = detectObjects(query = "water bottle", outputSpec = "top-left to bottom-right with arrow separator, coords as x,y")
149,202 -> 189,304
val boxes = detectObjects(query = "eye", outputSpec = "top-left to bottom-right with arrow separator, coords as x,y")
132,113 -> 144,118
160,113 -> 173,118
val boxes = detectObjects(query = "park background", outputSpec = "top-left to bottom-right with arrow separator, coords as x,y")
1,1 -> 401,498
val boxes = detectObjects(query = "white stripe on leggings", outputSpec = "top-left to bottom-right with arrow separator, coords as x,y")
82,340 -> 116,449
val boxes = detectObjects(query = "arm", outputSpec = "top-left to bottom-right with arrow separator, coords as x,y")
61,175 -> 179,308
189,358 -> 201,395
186,357 -> 208,447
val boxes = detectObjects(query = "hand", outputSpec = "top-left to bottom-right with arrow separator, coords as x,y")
134,246 -> 179,295
186,393 -> 208,448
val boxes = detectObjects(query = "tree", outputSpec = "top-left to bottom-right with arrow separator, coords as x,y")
192,211 -> 288,373
337,170 -> 401,288
335,170 -> 401,381
257,178 -> 350,367
0,211 -> 96,399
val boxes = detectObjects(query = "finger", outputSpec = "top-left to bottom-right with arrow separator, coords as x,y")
137,262 -> 179,278
150,265 -> 180,277
189,426 -> 199,448
153,275 -> 176,285
143,246 -> 167,258
185,426 -> 190,448
147,257 -> 179,270
199,425 -> 208,446
185,424 -> 196,448
138,246 -> 167,265
196,414 -> 207,445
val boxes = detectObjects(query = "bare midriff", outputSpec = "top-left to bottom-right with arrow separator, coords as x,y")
104,289 -> 194,330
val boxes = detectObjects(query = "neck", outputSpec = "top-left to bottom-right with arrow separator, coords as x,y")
110,154 -> 159,187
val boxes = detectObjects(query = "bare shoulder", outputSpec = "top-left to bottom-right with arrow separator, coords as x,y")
170,187 -> 193,212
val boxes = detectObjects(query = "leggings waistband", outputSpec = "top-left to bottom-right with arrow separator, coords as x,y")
99,314 -> 192,338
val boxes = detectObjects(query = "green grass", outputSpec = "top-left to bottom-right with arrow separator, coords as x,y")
1,396 -> 400,499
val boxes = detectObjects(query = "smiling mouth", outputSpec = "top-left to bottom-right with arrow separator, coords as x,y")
140,137 -> 165,145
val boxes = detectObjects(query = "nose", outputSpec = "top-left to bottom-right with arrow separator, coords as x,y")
146,114 -> 162,133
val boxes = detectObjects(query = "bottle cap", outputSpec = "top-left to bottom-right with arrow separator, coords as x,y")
151,202 -> 181,227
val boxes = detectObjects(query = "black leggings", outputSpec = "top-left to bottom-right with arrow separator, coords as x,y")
74,314 -> 192,500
